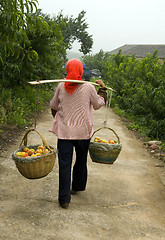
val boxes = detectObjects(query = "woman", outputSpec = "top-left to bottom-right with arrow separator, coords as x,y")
50,59 -> 107,208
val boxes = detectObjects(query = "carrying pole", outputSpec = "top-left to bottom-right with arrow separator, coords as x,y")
28,79 -> 116,92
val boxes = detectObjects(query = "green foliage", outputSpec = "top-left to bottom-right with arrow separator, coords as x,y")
82,50 -> 110,78
55,10 -> 93,55
0,88 -> 11,108
0,3 -> 93,88
0,84 -> 53,127
128,123 -> 140,131
7,97 -> 29,127
114,104 -> 126,117
161,143 -> 165,152
0,1 -> 93,130
84,50 -> 165,141
0,0 -> 39,61
0,0 -> 48,88
26,10 -> 66,81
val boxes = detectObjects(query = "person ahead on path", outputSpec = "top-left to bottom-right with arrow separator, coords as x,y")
49,58 -> 107,209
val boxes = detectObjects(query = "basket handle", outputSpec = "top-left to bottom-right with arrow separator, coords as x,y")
19,128 -> 50,154
91,126 -> 120,144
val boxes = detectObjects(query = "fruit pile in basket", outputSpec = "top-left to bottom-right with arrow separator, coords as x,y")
94,137 -> 117,144
16,145 -> 53,158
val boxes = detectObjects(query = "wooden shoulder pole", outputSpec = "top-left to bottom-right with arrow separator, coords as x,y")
28,79 -> 116,92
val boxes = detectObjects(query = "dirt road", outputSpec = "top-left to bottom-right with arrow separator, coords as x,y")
0,106 -> 165,240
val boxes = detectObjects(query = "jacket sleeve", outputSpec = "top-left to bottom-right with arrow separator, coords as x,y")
90,85 -> 106,110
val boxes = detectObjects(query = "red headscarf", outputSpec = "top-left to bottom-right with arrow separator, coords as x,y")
65,59 -> 83,95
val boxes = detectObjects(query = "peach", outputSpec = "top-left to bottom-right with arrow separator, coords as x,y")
36,149 -> 43,154
23,147 -> 29,152
38,146 -> 44,150
28,150 -> 34,156
36,153 -> 41,156
21,152 -> 28,157
16,152 -> 22,157
30,148 -> 35,153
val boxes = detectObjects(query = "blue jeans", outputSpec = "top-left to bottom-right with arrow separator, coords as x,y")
57,139 -> 90,204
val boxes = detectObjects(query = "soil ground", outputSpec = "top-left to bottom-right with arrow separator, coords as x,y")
0,106 -> 165,240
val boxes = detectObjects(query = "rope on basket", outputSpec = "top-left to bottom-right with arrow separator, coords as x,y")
103,90 -> 113,127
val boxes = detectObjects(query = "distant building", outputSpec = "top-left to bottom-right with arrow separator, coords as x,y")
109,44 -> 165,62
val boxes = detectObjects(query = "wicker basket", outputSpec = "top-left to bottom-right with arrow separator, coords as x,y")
12,129 -> 56,179
89,126 -> 122,164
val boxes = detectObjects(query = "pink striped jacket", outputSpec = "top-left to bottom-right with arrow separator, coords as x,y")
49,82 -> 105,139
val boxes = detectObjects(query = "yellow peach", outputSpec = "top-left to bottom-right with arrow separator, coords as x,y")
16,152 -> 22,157
38,146 -> 44,150
36,149 -> 43,154
23,147 -> 29,152
21,152 -> 28,157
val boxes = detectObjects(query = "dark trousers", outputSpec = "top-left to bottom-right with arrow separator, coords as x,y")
57,139 -> 90,204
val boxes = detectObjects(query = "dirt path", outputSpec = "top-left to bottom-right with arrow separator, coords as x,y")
0,106 -> 165,240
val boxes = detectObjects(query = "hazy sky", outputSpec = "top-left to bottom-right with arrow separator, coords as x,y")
37,0 -> 165,54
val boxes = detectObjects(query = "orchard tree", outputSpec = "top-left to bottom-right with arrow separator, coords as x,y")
0,0 -> 51,87
0,0 -> 40,61
26,10 -> 66,81
54,10 -> 93,54
0,1 -> 66,87
0,2 -> 93,88
82,50 -> 110,78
